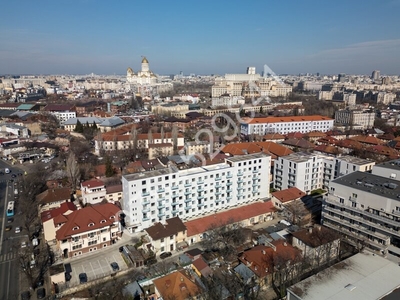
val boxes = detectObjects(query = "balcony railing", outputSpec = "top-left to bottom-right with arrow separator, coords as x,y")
142,191 -> 150,197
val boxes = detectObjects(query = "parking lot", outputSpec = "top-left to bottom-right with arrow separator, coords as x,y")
69,250 -> 127,285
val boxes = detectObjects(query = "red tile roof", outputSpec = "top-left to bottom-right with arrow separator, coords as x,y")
192,257 -> 212,277
221,141 -> 293,157
153,270 -> 202,300
239,240 -> 301,278
350,135 -> 383,145
185,202 -> 275,237
272,187 -> 306,203
145,217 -> 186,241
55,203 -> 120,240
81,178 -> 104,189
40,202 -> 77,223
36,187 -> 71,205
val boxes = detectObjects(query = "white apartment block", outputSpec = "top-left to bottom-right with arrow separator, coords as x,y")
377,92 -> 396,105
274,153 -> 374,192
121,153 -> 271,233
322,171 -> 400,258
211,95 -> 245,107
241,115 -> 334,136
334,109 -> 375,130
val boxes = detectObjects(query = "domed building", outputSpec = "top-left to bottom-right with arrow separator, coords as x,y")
126,57 -> 158,85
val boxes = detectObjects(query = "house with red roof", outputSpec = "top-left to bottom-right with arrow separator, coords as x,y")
41,202 -> 77,244
81,179 -> 106,205
238,240 -> 302,285
55,203 -> 121,258
271,187 -> 306,210
36,187 -> 72,213
184,201 -> 275,245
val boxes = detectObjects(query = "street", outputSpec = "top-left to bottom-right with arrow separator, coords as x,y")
0,160 -> 24,300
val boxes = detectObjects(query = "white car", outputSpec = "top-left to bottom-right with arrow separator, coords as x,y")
15,227 -> 21,233
21,241 -> 27,248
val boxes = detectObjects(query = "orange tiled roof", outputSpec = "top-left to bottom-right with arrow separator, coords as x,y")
55,203 -> 120,240
153,270 -> 202,300
239,240 -> 301,278
272,187 -> 306,203
221,142 -> 293,158
242,115 -> 333,124
350,135 -> 383,145
185,202 -> 275,237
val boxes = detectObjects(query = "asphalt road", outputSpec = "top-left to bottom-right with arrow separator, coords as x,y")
0,160 -> 24,300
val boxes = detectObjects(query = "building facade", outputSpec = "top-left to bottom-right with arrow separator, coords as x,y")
241,115 -> 334,136
322,171 -> 400,258
334,109 -> 375,130
274,153 -> 374,192
121,153 -> 271,233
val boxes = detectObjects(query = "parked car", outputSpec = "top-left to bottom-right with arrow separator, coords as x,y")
5,225 -> 12,231
36,287 -> 46,299
15,227 -> 21,233
79,273 -> 87,284
21,241 -> 27,248
7,218 -> 13,224
160,252 -> 172,259
110,262 -> 119,271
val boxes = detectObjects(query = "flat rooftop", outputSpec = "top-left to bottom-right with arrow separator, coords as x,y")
226,152 -> 269,162
332,171 -> 400,201
288,252 -> 400,300
281,152 -> 316,163
123,167 -> 176,181
374,159 -> 400,172
338,155 -> 374,166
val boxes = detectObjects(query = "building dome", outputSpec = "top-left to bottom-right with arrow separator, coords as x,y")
141,57 -> 149,63
127,67 -> 134,74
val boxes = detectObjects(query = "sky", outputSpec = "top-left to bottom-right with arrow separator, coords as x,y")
1,0 -> 400,76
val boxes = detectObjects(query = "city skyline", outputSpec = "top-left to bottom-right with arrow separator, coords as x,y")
1,0 -> 400,76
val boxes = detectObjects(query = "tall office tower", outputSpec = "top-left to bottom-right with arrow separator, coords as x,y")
372,70 -> 381,81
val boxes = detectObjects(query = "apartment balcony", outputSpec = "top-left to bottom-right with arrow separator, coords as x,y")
143,217 -> 150,221
142,191 -> 150,197
215,198 -> 222,203
227,182 -> 233,186
227,174 -> 233,178
157,212 -> 165,218
237,186 -> 243,190
197,195 -> 204,200
227,196 -> 232,200
238,172 -> 244,177
322,212 -> 389,241
157,204 -> 165,209
172,209 -> 179,214
184,198 -> 192,203
184,183 -> 191,187
215,177 -> 221,181
325,198 -> 400,228
198,187 -> 204,192
323,219 -> 389,250
142,207 -> 150,213
197,180 -> 204,185
238,178 -> 243,184
197,203 -> 204,208
215,183 -> 222,188
227,188 -> 233,193
238,193 -> 244,197
324,206 -> 400,238
252,169 -> 259,173
185,205 -> 192,210
184,191 -> 191,195
171,185 -> 179,190
215,190 -> 221,195
157,188 -> 165,193
252,183 -> 259,187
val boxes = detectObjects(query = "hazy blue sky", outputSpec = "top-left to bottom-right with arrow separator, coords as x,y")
1,0 -> 399,75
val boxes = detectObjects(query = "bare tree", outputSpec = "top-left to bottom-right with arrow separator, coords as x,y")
66,152 -> 80,191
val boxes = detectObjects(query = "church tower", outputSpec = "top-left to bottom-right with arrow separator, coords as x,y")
141,57 -> 149,72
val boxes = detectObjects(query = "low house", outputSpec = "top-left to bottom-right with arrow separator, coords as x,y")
55,203 -> 121,258
105,184 -> 123,203
290,225 -> 340,268
148,143 -> 173,159
271,188 -> 312,226
238,240 -> 302,287
192,256 -> 212,278
153,270 -> 203,300
36,187 -> 72,213
145,217 -> 187,254
81,179 -> 106,205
